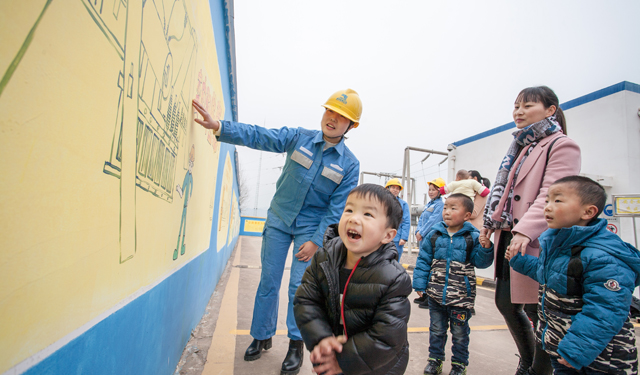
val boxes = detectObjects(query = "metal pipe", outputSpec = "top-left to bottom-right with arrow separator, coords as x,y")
400,146 -> 448,255
634,217 -> 638,249
406,151 -> 412,215
405,146 -> 448,156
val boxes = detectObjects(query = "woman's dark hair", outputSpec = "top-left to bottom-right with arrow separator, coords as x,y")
515,86 -> 566,135
468,170 -> 482,182
469,170 -> 491,189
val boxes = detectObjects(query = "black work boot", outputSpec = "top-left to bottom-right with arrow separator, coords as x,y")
243,337 -> 272,361
281,339 -> 304,375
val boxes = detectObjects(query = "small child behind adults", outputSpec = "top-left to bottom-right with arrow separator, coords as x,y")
440,169 -> 490,201
508,176 -> 640,374
294,184 -> 412,375
413,193 -> 494,375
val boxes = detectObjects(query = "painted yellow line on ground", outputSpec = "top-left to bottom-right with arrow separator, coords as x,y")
232,323 -> 640,334
232,326 -> 510,335
231,323 -> 640,335
470,325 -> 509,331
231,329 -> 288,335
203,238 -> 243,375
406,325 -> 509,332
408,327 -> 430,333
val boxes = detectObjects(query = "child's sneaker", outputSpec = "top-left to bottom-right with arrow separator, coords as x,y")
418,298 -> 430,309
449,362 -> 467,375
423,358 -> 443,374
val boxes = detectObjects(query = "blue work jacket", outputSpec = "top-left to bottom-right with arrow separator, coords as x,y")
416,198 -> 444,238
394,197 -> 410,242
218,121 -> 360,247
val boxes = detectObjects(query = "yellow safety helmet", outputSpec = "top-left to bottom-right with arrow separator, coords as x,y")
385,178 -> 403,190
322,89 -> 363,128
428,177 -> 446,189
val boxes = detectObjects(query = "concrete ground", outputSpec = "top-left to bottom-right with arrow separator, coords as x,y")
174,237 -> 640,375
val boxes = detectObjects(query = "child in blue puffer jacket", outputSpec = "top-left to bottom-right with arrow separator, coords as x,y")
508,176 -> 640,374
413,193 -> 494,375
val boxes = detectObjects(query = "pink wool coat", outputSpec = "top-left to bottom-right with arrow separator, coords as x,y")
491,131 -> 581,303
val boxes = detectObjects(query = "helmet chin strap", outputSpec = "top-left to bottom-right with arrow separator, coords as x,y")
341,121 -> 355,136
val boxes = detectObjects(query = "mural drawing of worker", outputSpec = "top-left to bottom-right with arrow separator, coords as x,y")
174,145 -> 195,260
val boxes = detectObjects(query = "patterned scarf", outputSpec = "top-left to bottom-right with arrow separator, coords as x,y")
483,116 -> 561,229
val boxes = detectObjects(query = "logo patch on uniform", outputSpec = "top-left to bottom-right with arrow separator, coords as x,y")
337,94 -> 348,104
604,279 -> 621,291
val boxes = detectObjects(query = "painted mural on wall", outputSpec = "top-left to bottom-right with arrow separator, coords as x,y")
0,0 -> 237,373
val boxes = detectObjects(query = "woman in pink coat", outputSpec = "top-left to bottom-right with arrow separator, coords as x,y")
480,86 -> 581,375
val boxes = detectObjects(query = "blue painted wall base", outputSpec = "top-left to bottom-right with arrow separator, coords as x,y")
25,234 -> 237,375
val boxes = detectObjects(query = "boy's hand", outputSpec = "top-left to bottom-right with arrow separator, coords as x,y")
296,241 -> 318,262
312,355 -> 342,375
416,291 -> 424,297
310,336 -> 346,375
507,233 -> 531,257
192,99 -> 220,131
504,247 -> 514,261
479,233 -> 491,249
558,357 -> 575,369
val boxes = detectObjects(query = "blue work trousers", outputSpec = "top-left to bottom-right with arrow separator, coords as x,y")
428,297 -> 471,366
250,212 -> 314,341
393,240 -> 403,262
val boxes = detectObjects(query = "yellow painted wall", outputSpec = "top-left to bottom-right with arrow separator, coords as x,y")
0,0 -> 230,371
244,219 -> 267,234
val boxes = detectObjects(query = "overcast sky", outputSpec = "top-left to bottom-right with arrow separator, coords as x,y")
230,0 -> 640,214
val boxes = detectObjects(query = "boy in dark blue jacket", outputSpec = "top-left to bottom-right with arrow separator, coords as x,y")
508,176 -> 640,374
413,194 -> 494,375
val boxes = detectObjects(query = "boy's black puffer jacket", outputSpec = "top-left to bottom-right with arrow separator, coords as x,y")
294,224 -> 412,375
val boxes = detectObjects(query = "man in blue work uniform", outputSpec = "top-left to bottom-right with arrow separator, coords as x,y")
192,89 -> 362,375
385,178 -> 410,261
